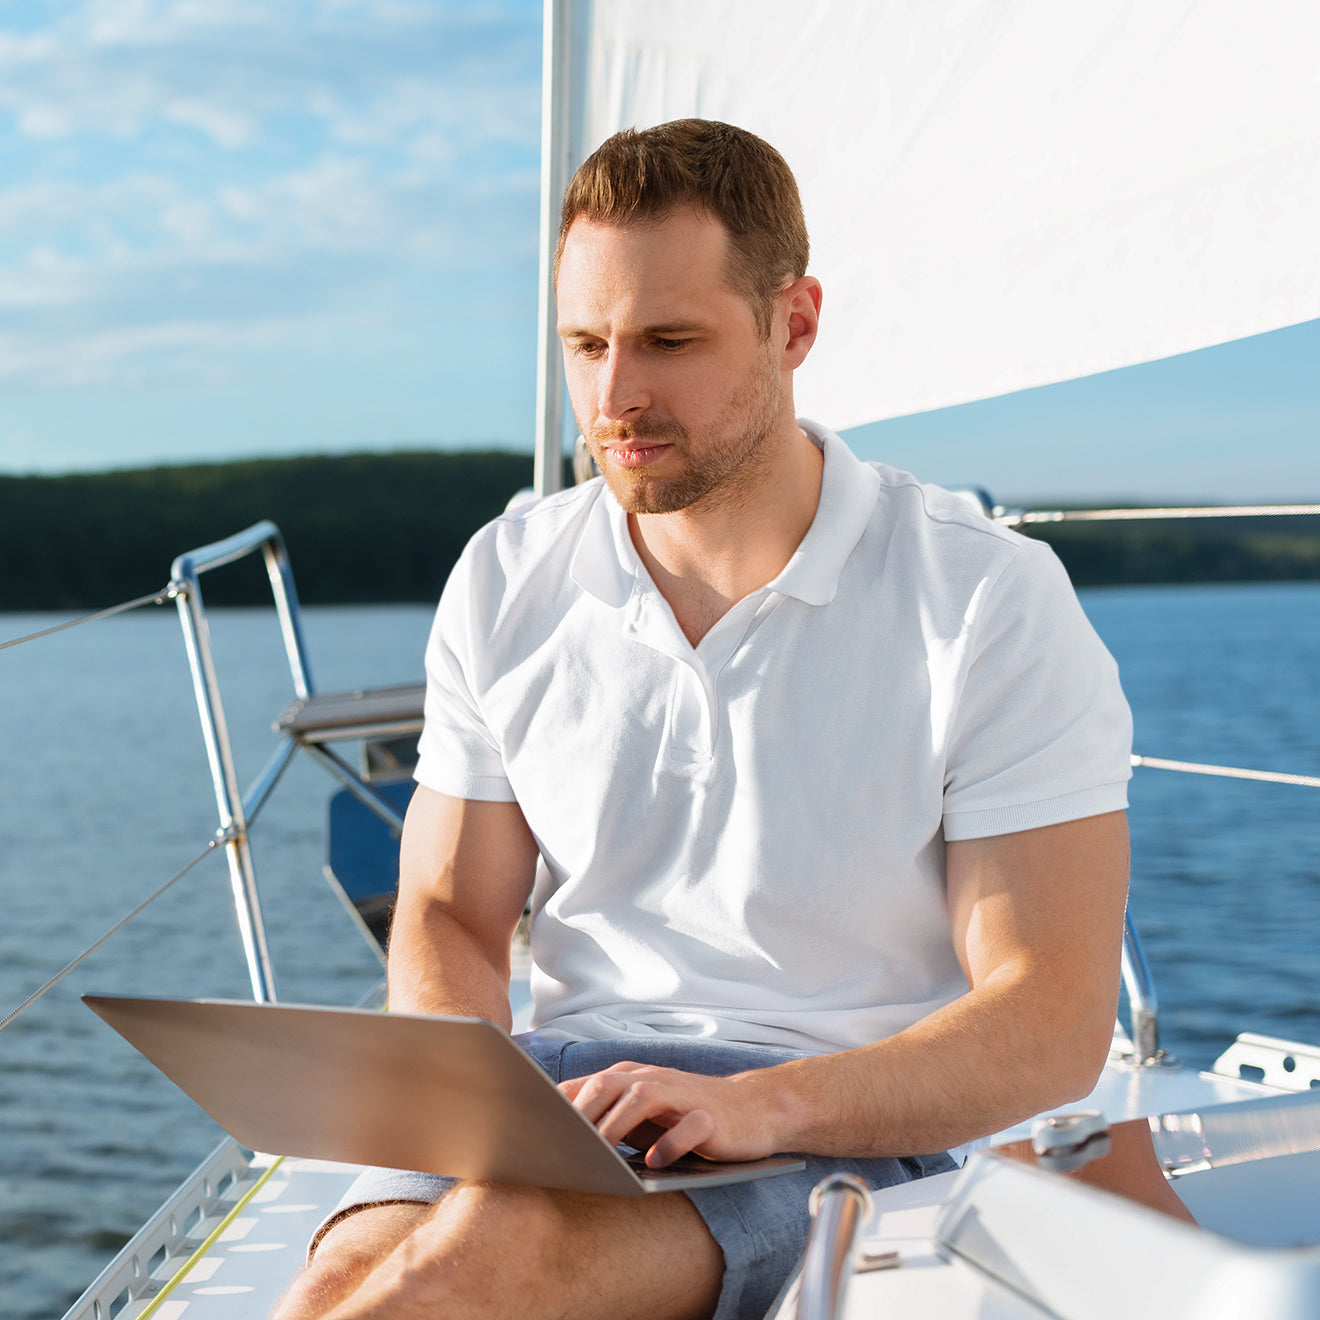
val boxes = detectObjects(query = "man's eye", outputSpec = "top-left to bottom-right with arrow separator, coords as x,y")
654,338 -> 690,352
571,341 -> 606,358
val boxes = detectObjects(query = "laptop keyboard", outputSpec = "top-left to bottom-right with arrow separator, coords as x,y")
622,1151 -> 719,1180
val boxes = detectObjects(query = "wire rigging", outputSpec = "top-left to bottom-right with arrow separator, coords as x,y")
0,838 -> 222,1034
0,584 -> 177,652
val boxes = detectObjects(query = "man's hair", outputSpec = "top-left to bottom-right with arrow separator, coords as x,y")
555,119 -> 809,338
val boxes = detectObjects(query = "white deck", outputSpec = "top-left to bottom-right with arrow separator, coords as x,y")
138,1157 -> 363,1319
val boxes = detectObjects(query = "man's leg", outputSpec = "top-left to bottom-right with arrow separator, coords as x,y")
274,1202 -> 434,1317
273,1180 -> 724,1320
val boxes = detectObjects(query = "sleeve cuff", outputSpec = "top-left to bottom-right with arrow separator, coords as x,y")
414,755 -> 517,803
943,782 -> 1130,841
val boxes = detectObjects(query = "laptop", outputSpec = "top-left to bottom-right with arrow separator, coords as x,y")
82,995 -> 805,1197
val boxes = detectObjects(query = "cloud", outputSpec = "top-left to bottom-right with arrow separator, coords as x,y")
0,163 -> 538,386
0,0 -> 543,389
0,0 -> 540,155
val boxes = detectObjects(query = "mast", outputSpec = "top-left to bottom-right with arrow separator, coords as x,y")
533,0 -> 576,497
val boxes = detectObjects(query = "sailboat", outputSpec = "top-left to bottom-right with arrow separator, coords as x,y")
25,2 -> 1320,1316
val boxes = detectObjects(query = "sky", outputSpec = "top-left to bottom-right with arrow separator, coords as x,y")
0,0 -> 1316,504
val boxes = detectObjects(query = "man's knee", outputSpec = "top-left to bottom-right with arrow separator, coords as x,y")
432,1181 -> 589,1280
437,1181 -> 725,1317
274,1183 -> 724,1320
272,1200 -> 434,1318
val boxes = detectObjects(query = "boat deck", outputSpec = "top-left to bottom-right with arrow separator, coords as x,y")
142,1156 -> 362,1319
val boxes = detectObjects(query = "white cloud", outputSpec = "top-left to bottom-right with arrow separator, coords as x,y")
0,0 -> 540,156
165,99 -> 255,149
0,0 -> 542,391
0,319 -> 262,387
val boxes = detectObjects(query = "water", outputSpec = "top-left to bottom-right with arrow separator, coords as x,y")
1083,583 -> 1320,1059
0,604 -> 431,1319
2,587 -> 1319,1319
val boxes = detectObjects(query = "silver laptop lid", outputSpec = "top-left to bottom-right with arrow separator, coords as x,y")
83,996 -> 803,1196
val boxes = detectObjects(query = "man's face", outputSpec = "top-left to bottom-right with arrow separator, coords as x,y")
555,207 -> 789,516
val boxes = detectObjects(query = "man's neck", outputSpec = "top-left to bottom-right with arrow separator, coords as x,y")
628,426 -> 824,647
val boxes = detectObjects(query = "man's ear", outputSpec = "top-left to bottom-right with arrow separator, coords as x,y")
779,276 -> 822,370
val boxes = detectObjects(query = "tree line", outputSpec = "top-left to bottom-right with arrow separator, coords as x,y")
0,451 -> 537,611
1023,513 -> 1320,587
1,451 -> 1317,612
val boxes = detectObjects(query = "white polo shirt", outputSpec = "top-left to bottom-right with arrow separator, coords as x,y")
416,422 -> 1132,1054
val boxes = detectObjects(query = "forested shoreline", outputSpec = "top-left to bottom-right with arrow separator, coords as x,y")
2,451 -> 1318,612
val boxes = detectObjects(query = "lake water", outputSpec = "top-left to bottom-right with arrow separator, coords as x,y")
2,585 -> 1319,1319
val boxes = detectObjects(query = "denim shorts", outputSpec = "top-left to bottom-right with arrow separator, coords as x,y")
312,1032 -> 957,1320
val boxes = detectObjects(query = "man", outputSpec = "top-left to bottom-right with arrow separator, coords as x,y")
276,119 -> 1131,1320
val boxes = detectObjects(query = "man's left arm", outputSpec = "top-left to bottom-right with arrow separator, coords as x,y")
565,810 -> 1129,1164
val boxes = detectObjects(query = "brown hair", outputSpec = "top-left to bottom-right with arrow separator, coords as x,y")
555,119 -> 809,338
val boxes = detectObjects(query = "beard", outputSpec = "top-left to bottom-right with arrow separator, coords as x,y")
582,350 -> 784,516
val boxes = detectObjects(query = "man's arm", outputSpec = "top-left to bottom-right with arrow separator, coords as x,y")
386,785 -> 540,1028
565,810 -> 1129,1163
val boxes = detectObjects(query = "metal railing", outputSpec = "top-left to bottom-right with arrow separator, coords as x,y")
794,1174 -> 875,1320
169,520 -> 315,1003
0,519 -> 415,1030
1121,912 -> 1164,1065
998,501 -> 1320,527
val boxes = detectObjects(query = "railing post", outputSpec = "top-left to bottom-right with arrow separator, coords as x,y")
795,1174 -> 873,1320
170,524 -> 296,1004
1121,910 -> 1169,1066
261,530 -> 314,700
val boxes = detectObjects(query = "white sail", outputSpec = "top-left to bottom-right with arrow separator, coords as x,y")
543,0 -> 1320,446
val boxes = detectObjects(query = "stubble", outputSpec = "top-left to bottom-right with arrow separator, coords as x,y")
584,349 -> 784,517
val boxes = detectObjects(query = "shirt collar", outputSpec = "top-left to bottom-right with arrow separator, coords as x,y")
770,420 -> 880,606
570,481 -> 637,607
569,419 -> 880,609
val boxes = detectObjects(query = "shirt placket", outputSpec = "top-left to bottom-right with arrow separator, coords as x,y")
623,582 -> 780,770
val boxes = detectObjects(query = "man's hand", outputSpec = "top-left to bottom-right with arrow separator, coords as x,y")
560,1063 -> 786,1167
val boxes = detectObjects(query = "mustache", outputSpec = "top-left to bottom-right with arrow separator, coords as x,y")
590,418 -> 685,446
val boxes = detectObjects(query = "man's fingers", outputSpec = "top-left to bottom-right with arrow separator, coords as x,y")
593,1078 -> 688,1146
642,1109 -> 716,1167
559,1060 -> 645,1096
557,1063 -> 777,1164
559,1065 -> 648,1121
559,1066 -> 719,1163
621,1117 -> 670,1152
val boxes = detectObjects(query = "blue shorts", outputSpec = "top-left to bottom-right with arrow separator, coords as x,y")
313,1033 -> 957,1320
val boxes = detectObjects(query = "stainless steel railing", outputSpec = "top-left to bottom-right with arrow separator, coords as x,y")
0,518 -> 397,1027
170,520 -> 315,1003
1121,912 -> 1164,1065
794,1174 -> 875,1320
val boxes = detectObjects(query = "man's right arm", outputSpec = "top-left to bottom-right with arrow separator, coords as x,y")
386,785 -> 540,1029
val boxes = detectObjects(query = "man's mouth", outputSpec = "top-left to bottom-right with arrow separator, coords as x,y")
592,424 -> 681,469
605,441 -> 671,467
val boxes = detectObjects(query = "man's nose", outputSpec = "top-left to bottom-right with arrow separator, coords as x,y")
598,347 -> 649,420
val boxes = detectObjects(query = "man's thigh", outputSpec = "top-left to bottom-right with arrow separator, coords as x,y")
296,1179 -> 724,1320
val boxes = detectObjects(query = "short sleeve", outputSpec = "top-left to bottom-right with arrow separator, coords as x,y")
942,539 -> 1132,840
414,542 -> 517,802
